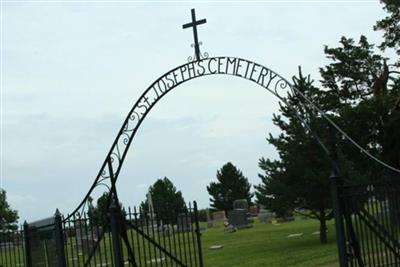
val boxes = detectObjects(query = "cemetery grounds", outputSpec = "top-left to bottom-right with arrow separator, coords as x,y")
0,217 -> 340,267
202,218 -> 339,267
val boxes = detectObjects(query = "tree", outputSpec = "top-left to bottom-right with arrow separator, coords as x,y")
88,192 -> 110,229
207,162 -> 253,213
374,0 -> 400,169
374,0 -> 400,66
255,0 -> 400,244
140,177 -> 186,224
0,189 -> 19,231
320,35 -> 400,172
255,70 -> 334,244
88,192 -> 124,230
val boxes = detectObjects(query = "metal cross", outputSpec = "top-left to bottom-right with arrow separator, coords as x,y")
182,9 -> 207,61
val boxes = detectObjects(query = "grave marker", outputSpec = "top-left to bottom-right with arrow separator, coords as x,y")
212,211 -> 226,222
228,209 -> 252,229
258,209 -> 272,223
177,213 -> 192,233
233,199 -> 249,211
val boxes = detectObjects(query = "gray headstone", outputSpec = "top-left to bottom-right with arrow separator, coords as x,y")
258,209 -> 272,223
146,192 -> 155,218
233,199 -> 249,211
177,213 -> 192,233
228,209 -> 252,229
206,209 -> 214,228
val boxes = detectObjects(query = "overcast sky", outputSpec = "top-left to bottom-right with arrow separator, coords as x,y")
2,0 -> 388,222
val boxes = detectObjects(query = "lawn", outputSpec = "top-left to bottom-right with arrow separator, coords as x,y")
201,218 -> 339,267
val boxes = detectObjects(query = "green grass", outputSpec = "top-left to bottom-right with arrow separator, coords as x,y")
201,218 -> 339,267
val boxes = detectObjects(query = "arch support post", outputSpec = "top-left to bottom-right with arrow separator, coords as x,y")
23,221 -> 32,267
328,127 -> 348,267
330,169 -> 348,267
109,197 -> 124,267
54,209 -> 67,267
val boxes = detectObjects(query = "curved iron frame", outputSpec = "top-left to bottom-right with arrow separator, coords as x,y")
66,56 -> 400,219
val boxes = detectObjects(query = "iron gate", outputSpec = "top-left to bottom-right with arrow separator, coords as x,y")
0,201 -> 203,267
333,175 -> 400,267
63,201 -> 203,267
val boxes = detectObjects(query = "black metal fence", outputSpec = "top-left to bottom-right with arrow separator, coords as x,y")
0,225 -> 25,266
338,180 -> 400,267
122,202 -> 203,267
0,201 -> 203,267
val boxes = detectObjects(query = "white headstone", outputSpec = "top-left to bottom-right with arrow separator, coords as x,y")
146,192 -> 155,217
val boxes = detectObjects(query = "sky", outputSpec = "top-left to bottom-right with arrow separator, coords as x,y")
2,0 -> 388,222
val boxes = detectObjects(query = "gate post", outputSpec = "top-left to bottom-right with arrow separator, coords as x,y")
23,221 -> 32,267
330,169 -> 348,267
109,198 -> 124,267
328,126 -> 348,267
193,201 -> 204,267
54,209 -> 67,267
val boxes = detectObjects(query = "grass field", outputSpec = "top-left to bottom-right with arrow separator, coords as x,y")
201,218 -> 339,267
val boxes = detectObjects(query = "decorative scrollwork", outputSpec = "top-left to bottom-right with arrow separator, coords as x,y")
97,176 -> 110,184
274,78 -> 289,92
101,170 -> 109,179
201,51 -> 209,59
96,182 -> 111,191
187,51 -> 209,62
75,211 -> 81,219
122,132 -> 130,145
187,42 -> 208,62
129,111 -> 140,123
187,55 -> 195,62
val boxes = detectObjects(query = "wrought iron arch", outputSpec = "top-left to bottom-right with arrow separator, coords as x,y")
66,56 -> 400,219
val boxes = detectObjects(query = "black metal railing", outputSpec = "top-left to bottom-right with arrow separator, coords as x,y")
339,180 -> 400,267
122,201 -> 203,267
0,201 -> 203,267
0,225 -> 25,267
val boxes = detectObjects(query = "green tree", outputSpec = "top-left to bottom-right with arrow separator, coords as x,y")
88,192 -> 124,230
320,35 -> 400,172
256,0 -> 400,244
319,3 -> 400,229
255,71 -> 333,244
88,193 -> 108,229
207,162 -> 253,213
374,0 -> 400,66
140,177 -> 186,224
0,189 -> 19,231
374,0 -> 400,169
